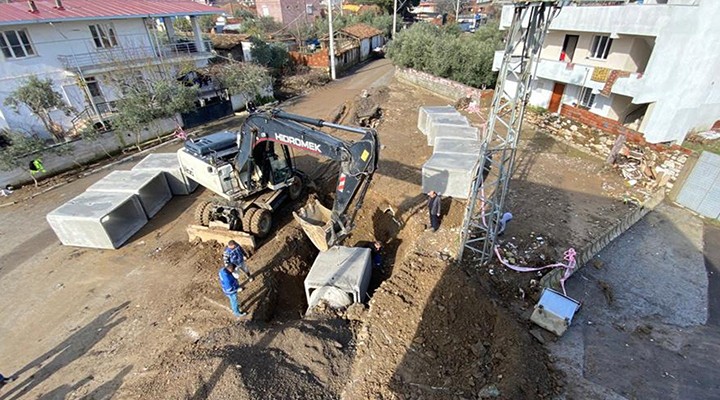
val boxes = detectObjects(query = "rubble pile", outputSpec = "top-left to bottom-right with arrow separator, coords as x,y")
526,112 -> 689,194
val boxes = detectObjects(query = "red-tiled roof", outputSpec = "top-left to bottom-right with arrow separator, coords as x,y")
340,23 -> 383,40
0,0 -> 221,27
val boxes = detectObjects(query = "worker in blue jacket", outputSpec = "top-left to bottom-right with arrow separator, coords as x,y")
223,240 -> 253,282
218,264 -> 247,317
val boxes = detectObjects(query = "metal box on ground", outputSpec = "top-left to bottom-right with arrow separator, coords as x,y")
433,126 -> 479,146
426,114 -> 470,146
86,170 -> 172,218
304,246 -> 372,312
434,137 -> 483,156
47,191 -> 147,249
418,106 -> 458,135
132,153 -> 198,195
422,153 -> 479,199
530,288 -> 581,336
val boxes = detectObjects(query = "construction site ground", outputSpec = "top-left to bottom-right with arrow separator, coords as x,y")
1,59 -> 715,399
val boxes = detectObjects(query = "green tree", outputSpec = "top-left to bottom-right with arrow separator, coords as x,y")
233,8 -> 255,19
106,72 -> 198,150
3,76 -> 74,142
241,17 -> 283,38
199,15 -> 216,32
209,63 -> 272,100
387,22 -> 503,88
173,17 -> 192,32
250,37 -> 289,71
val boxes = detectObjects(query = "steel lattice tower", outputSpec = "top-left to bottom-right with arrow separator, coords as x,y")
458,1 -> 563,263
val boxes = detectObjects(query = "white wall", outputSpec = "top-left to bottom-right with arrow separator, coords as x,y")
499,1 -> 720,143
0,19 -> 154,135
0,117 -> 177,188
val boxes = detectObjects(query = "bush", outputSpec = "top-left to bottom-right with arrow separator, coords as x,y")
249,37 -> 290,71
388,22 -> 504,88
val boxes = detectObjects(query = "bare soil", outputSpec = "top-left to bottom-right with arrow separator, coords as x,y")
0,60 -> 644,399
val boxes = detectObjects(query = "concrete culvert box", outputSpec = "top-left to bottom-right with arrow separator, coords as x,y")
418,106 -> 458,136
426,114 -> 470,146
422,153 -> 479,199
47,191 -> 148,249
132,153 -> 198,195
86,170 -> 172,218
304,246 -> 372,314
434,137 -> 482,155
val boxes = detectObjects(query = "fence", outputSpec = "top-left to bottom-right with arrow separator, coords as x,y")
395,68 -> 494,104
670,151 -> 720,220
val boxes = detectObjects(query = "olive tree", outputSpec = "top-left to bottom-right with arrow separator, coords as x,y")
3,76 -> 74,142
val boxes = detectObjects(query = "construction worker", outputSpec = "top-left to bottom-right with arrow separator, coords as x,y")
223,240 -> 253,282
218,264 -> 247,317
28,158 -> 45,175
426,191 -> 442,232
370,241 -> 383,270
0,373 -> 16,388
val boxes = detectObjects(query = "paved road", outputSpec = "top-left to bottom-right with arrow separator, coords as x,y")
548,203 -> 720,399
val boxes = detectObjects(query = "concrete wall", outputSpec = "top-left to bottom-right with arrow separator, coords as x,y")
396,68 -> 494,103
0,118 -> 176,188
608,94 -> 634,121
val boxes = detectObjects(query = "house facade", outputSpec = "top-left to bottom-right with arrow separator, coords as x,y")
496,0 -> 720,144
254,0 -> 321,27
340,23 -> 383,62
0,0 -> 220,137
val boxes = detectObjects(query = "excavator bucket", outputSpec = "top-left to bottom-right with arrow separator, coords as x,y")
293,199 -> 336,252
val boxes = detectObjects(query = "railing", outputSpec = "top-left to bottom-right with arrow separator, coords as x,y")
58,41 -> 213,71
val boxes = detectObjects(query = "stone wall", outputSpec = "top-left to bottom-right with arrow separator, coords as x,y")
0,118 -> 176,188
395,68 -> 493,104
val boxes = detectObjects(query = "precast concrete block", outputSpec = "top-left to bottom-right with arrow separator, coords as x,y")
434,137 -> 482,156
132,153 -> 198,195
426,114 -> 470,146
418,106 -> 458,135
433,125 -> 479,146
47,191 -> 147,249
304,246 -> 372,312
422,152 -> 479,199
86,170 -> 172,218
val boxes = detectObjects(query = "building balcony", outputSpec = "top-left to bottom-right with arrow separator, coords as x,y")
58,41 -> 213,74
492,51 -> 644,99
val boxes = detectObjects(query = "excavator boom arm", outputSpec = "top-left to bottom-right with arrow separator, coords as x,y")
237,109 -> 379,249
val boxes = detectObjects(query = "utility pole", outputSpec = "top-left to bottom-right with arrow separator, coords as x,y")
455,0 -> 461,21
328,0 -> 337,80
392,0 -> 398,39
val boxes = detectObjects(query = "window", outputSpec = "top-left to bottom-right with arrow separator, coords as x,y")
89,24 -> 118,49
0,29 -> 36,59
305,4 -> 314,14
261,5 -> 270,16
579,87 -> 595,108
590,35 -> 612,60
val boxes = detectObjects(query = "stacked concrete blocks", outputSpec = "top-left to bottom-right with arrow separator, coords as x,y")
418,106 -> 457,136
304,246 -> 372,313
422,153 -> 480,199
131,153 -> 199,195
419,106 -> 483,199
426,114 -> 471,146
434,137 -> 483,156
86,170 -> 172,218
46,192 -> 147,249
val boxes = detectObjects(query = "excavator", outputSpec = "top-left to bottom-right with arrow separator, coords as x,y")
177,108 -> 379,251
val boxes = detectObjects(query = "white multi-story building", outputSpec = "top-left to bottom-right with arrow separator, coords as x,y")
0,0 -> 220,136
496,0 -> 720,144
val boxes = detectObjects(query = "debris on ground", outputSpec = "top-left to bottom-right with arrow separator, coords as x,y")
526,112 -> 689,197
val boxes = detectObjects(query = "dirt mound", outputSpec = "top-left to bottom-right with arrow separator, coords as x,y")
343,226 -> 561,399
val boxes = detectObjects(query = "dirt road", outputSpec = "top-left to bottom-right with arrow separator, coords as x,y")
0,58 -> 646,399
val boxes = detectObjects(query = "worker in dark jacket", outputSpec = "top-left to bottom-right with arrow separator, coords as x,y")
427,191 -> 442,232
0,373 -> 16,387
218,264 -> 247,317
223,240 -> 253,282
